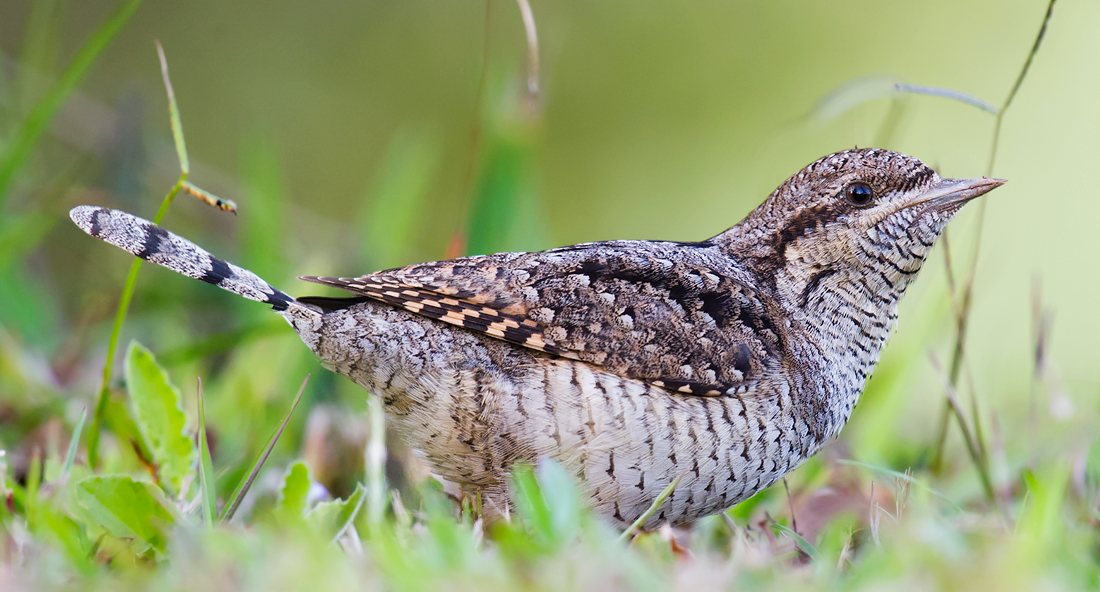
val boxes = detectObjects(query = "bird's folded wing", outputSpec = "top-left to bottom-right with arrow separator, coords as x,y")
300,244 -> 780,396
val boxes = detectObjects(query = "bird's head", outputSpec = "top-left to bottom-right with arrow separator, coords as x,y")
722,148 -> 1004,308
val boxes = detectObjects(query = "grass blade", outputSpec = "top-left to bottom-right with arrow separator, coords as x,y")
0,0 -> 144,204
219,374 -> 310,524
929,354 -> 996,505
893,84 -> 998,115
772,522 -> 822,562
618,471 -> 686,543
197,378 -> 216,527
837,459 -> 964,513
59,407 -> 88,485
156,40 -> 189,176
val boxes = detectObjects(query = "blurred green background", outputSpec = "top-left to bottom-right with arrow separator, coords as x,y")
0,0 -> 1096,539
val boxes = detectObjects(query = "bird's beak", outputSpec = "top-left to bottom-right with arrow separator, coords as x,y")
904,177 -> 1006,212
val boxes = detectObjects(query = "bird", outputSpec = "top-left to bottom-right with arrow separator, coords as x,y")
70,148 -> 1003,528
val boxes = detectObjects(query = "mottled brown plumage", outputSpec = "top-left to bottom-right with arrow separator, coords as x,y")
299,243 -> 775,396
70,148 -> 1003,528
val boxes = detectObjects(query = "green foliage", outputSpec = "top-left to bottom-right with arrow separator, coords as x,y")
71,475 -> 180,557
274,460 -> 311,525
124,340 -> 196,493
620,471 -> 684,542
501,461 -> 583,554
307,483 -> 365,541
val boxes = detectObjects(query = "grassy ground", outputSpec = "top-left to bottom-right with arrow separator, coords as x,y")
3,1 -> 1100,590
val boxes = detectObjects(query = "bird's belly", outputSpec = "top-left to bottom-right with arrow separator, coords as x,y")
297,302 -> 810,528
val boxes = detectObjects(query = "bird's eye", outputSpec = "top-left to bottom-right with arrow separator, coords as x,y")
844,182 -> 875,207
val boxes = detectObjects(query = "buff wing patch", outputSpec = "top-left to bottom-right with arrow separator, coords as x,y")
299,275 -> 732,396
301,276 -> 569,357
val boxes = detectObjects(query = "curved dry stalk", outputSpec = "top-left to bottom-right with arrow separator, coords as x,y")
514,0 -> 540,102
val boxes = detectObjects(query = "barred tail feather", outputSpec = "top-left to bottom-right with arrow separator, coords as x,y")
70,205 -> 296,312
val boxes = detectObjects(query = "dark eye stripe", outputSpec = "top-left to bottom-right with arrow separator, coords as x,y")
773,202 -> 846,257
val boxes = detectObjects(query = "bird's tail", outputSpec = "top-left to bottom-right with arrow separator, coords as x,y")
70,205 -> 297,312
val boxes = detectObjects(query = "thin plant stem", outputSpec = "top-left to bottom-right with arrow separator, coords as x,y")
619,471 -> 686,543
988,0 -> 1057,176
783,477 -> 798,535
86,41 -> 232,467
86,174 -> 186,467
157,41 -> 189,176
514,0 -> 540,103
930,354 -> 997,506
929,0 -> 1056,474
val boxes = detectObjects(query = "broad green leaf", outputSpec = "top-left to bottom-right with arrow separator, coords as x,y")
73,475 -> 180,556
419,484 -> 481,570
274,460 -> 310,524
101,393 -> 155,466
306,483 -> 365,542
498,461 -> 582,557
124,340 -> 195,493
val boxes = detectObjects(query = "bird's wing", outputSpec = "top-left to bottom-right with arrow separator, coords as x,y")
300,242 -> 781,396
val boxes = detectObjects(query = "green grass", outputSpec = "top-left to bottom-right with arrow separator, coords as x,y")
3,1 -> 1099,590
